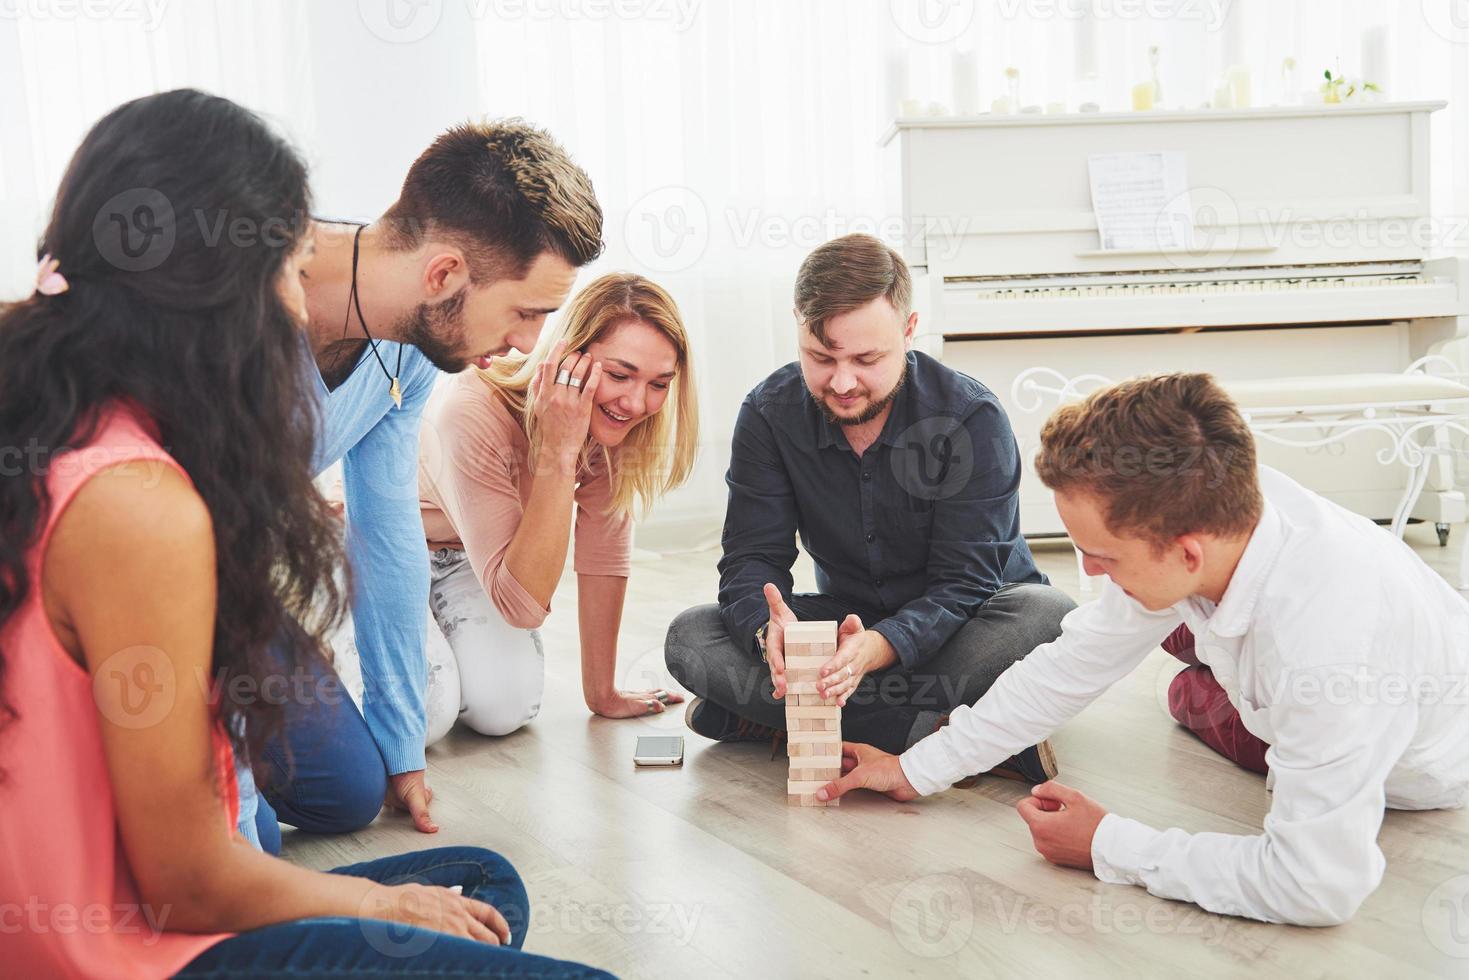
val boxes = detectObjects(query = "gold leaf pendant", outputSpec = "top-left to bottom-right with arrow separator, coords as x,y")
389,377 -> 402,410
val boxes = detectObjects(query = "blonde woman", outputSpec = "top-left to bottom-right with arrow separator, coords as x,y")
418,273 -> 698,735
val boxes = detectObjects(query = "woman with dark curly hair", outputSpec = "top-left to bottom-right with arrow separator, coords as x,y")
0,89 -> 607,979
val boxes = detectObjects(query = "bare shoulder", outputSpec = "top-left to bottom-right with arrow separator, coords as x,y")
51,460 -> 213,560
44,461 -> 216,665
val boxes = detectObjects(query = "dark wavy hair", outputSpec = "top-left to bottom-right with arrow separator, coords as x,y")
0,89 -> 347,781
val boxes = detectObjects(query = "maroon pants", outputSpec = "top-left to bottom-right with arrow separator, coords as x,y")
1162,624 -> 1271,775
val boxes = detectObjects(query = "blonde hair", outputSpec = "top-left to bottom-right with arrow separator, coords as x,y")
479,273 -> 698,517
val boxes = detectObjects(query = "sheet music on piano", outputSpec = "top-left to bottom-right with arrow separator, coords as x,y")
1087,151 -> 1193,251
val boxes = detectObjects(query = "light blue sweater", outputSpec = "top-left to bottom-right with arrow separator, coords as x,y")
312,341 -> 440,775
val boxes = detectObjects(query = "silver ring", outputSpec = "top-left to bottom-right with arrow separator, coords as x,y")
556,369 -> 572,386
846,665 -> 854,679
569,377 -> 583,389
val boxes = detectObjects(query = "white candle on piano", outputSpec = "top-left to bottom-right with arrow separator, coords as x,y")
1212,75 -> 1232,109
885,49 -> 910,119
1073,6 -> 1098,80
1361,24 -> 1389,96
952,48 -> 979,116
1227,65 -> 1252,108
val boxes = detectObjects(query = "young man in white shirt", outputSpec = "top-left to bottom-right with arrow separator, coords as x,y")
820,372 -> 1469,926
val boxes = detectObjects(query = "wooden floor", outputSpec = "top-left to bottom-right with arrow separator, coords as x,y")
284,523 -> 1469,979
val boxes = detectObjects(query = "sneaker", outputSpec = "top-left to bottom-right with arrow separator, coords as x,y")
980,740 -> 1059,785
684,697 -> 784,744
932,713 -> 1059,787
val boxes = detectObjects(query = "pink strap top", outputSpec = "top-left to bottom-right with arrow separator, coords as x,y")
0,405 -> 238,979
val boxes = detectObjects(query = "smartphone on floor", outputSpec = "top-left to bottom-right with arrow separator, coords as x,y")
634,735 -> 684,767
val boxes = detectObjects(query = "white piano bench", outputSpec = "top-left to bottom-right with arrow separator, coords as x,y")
1013,359 -> 1469,593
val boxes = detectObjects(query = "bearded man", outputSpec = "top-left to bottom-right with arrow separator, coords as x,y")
665,234 -> 1073,779
238,120 -> 603,852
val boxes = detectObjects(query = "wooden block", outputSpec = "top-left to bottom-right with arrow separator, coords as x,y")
785,643 -> 837,662
786,680 -> 823,696
787,779 -> 834,793
784,668 -> 822,685
783,621 -> 838,645
789,742 -> 841,759
785,706 -> 840,718
791,767 -> 841,782
794,717 -> 841,732
783,656 -> 831,670
787,755 -> 841,769
788,729 -> 841,743
793,693 -> 829,706
787,793 -> 838,807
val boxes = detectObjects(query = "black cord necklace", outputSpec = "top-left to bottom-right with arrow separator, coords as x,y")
346,223 -> 403,409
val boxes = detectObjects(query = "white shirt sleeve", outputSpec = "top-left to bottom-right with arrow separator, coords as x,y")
1089,653 -> 1414,926
899,580 -> 1179,795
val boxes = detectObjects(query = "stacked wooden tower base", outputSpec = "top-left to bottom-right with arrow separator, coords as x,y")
783,621 -> 841,807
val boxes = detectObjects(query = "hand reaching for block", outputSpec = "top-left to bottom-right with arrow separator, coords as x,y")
760,583 -> 798,698
816,741 -> 920,804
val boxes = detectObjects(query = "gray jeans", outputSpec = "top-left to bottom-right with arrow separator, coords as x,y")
664,583 -> 1076,754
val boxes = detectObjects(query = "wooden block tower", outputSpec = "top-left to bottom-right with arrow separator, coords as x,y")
782,620 -> 841,807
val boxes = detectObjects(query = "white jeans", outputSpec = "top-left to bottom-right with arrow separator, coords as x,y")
330,549 -> 545,745
427,547 -> 546,738
328,599 -> 463,750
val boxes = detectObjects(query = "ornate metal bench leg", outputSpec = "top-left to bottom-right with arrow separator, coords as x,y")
1390,453 -> 1434,539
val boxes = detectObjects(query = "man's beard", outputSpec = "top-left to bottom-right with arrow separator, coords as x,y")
397,288 -> 471,372
811,366 -> 907,426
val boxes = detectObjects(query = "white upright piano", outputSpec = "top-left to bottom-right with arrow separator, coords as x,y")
881,101 -> 1469,539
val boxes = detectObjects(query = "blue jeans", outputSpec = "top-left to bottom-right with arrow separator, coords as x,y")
173,846 -> 612,978
237,650 -> 389,855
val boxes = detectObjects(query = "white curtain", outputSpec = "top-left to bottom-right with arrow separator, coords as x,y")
4,0 -> 1468,539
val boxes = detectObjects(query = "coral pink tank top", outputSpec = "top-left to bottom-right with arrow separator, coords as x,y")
0,406 -> 238,979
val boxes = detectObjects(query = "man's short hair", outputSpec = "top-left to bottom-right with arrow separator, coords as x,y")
793,233 -> 912,346
1034,373 -> 1264,547
381,118 -> 604,282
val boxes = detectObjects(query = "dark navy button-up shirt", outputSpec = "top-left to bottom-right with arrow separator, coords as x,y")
716,351 -> 1045,670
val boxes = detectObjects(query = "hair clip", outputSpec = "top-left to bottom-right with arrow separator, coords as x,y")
35,254 -> 69,296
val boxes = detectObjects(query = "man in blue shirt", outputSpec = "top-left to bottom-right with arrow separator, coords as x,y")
665,234 -> 1074,780
239,121 -> 604,852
